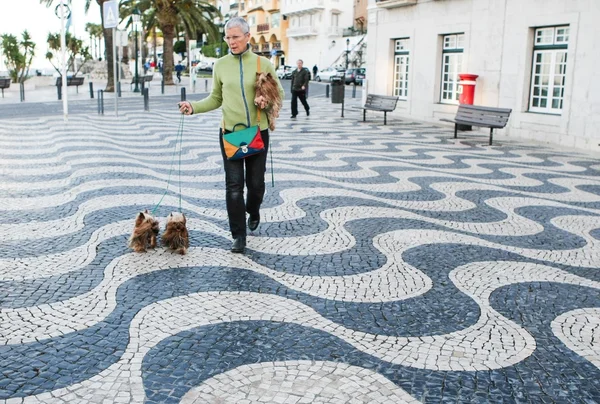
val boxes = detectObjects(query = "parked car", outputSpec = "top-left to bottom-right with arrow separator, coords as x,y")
276,65 -> 293,79
345,67 -> 366,85
315,67 -> 345,82
356,68 -> 366,85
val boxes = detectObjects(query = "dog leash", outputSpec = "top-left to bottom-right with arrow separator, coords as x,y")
269,138 -> 274,187
151,114 -> 185,215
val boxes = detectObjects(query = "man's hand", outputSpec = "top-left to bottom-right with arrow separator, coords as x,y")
301,85 -> 305,90
178,101 -> 192,115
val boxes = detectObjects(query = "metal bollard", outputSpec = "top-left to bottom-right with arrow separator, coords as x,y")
117,82 -> 121,98
205,79 -> 208,92
143,88 -> 149,111
20,82 -> 25,102
97,90 -> 104,115
89,82 -> 94,99
181,87 -> 186,102
141,80 -> 145,96
161,79 -> 165,95
57,83 -> 62,100
341,96 -> 345,118
352,83 -> 356,98
325,84 -> 329,98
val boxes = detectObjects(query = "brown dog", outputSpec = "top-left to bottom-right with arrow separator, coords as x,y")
162,212 -> 190,255
255,72 -> 282,131
128,210 -> 159,253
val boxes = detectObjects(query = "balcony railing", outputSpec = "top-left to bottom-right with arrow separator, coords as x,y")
375,0 -> 417,8
327,27 -> 343,37
251,44 -> 259,52
261,43 -> 270,52
286,26 -> 319,37
281,0 -> 325,16
257,23 -> 270,32
272,41 -> 282,50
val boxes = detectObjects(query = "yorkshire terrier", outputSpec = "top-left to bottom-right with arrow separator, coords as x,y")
161,212 -> 190,255
128,210 -> 160,253
255,71 -> 282,131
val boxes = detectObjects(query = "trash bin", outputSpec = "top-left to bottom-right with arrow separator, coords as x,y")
331,76 -> 344,104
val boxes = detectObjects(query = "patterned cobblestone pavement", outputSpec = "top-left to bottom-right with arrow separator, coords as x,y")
1,98 -> 599,403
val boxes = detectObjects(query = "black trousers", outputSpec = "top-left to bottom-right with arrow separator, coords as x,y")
219,128 -> 269,239
291,90 -> 309,116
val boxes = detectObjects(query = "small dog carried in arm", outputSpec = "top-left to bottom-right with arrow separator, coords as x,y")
254,71 -> 282,131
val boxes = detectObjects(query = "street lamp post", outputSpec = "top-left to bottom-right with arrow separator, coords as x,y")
345,38 -> 350,71
218,23 -> 224,57
55,0 -> 71,120
132,8 -> 141,93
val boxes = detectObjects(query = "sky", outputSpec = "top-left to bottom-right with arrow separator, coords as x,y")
0,0 -> 102,70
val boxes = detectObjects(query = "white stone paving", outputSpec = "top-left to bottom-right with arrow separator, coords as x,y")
1,102 -> 600,403
181,361 -> 419,403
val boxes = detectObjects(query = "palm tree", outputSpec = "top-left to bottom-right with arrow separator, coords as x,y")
41,0 -> 117,92
120,0 -> 220,85
85,22 -> 104,60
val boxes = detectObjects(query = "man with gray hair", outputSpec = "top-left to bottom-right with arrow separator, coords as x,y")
290,59 -> 310,118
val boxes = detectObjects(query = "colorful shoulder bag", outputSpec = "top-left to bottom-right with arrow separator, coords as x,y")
222,57 -> 265,160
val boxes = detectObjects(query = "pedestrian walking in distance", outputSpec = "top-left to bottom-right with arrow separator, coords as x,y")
175,61 -> 184,83
290,59 -> 310,118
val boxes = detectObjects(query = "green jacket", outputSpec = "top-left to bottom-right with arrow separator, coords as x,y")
291,67 -> 310,91
190,47 -> 284,132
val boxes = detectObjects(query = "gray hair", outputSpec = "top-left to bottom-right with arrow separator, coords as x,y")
225,17 -> 249,34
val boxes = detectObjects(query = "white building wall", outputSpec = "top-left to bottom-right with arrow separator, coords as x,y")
283,0 -> 355,70
366,0 -> 600,152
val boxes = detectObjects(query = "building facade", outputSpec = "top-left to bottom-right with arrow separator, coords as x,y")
281,0 -> 356,70
367,0 -> 600,151
238,0 -> 289,67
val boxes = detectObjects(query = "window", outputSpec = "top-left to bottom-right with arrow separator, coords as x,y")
331,13 -> 339,27
393,38 -> 410,100
529,26 -> 569,114
272,12 -> 280,28
440,33 -> 464,104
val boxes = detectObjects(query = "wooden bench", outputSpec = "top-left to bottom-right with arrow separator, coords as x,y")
441,104 -> 512,145
0,78 -> 11,98
131,75 -> 153,90
55,76 -> 85,93
361,94 -> 399,125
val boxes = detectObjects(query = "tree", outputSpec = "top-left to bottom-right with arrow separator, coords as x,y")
46,32 -> 92,77
41,0 -> 117,92
120,0 -> 221,85
0,31 -> 36,83
85,22 -> 104,60
174,40 -> 186,60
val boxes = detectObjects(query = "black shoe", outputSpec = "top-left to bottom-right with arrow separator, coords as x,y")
306,110 -> 310,116
290,115 -> 297,119
248,214 -> 260,231
231,237 -> 246,253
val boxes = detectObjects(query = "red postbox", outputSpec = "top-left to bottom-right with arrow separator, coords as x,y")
458,73 -> 479,105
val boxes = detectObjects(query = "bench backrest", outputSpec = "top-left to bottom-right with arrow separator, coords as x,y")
455,104 -> 512,128
56,77 -> 84,86
365,94 -> 399,110
0,78 -> 11,88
